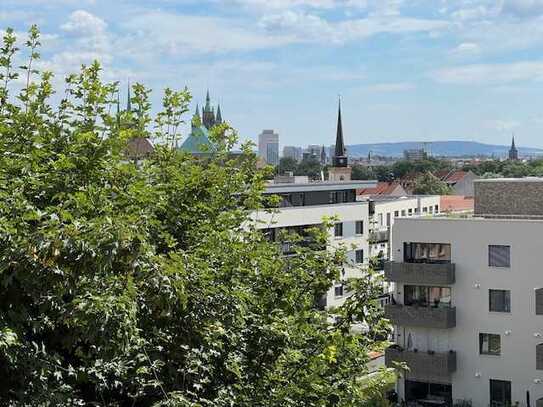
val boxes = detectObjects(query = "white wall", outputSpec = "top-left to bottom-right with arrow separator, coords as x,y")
391,217 -> 543,405
251,201 -> 370,309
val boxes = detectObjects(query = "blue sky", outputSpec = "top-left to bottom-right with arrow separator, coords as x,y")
3,0 -> 543,148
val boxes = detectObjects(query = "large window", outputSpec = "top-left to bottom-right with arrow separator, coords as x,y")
334,223 -> 343,238
355,249 -> 364,264
404,242 -> 452,264
480,333 -> 501,355
489,289 -> 511,313
334,285 -> 344,297
404,285 -> 451,308
489,245 -> 511,268
355,220 -> 364,235
490,379 -> 511,407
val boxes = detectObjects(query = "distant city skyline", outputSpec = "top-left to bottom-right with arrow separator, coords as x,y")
4,0 -> 543,147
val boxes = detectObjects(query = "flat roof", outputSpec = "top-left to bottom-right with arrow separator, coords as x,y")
475,177 -> 543,183
264,180 -> 377,194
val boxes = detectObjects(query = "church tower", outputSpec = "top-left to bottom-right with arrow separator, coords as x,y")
508,135 -> 519,161
202,90 -> 216,130
328,98 -> 352,181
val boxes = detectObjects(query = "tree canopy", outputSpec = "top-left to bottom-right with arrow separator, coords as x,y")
412,173 -> 452,195
0,26 -> 391,406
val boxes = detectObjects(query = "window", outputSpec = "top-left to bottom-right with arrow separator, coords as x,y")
489,289 -> 511,313
355,249 -> 364,264
334,285 -> 344,297
378,213 -> 383,226
490,379 -> 511,407
536,288 -> 543,315
408,208 -> 413,216
414,208 -> 419,214
404,285 -> 451,308
429,206 -> 433,214
435,204 -> 439,213
480,333 -> 501,355
404,242 -> 451,263
386,213 -> 391,227
334,223 -> 343,237
394,210 -> 399,217
355,220 -> 364,235
401,210 -> 406,216
489,245 -> 510,268
537,344 -> 543,370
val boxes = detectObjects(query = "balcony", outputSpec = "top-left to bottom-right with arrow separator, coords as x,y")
369,229 -> 389,243
385,347 -> 456,383
384,261 -> 455,285
384,304 -> 456,328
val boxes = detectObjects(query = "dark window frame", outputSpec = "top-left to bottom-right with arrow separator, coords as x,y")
490,379 -> 511,407
489,289 -> 511,313
355,220 -> 364,235
355,249 -> 364,264
479,333 -> 501,356
488,245 -> 511,268
334,223 -> 343,238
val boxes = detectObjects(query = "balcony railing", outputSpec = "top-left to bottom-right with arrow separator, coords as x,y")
384,304 -> 456,328
385,347 -> 456,383
369,229 -> 389,243
384,261 -> 455,285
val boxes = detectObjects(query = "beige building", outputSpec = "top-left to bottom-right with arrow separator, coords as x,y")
385,178 -> 543,406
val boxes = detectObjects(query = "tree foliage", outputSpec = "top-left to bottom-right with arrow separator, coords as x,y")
412,172 -> 452,195
0,26 -> 391,406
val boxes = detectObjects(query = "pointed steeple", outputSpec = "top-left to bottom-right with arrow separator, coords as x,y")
333,97 -> 347,167
509,133 -> 519,160
192,103 -> 201,130
126,80 -> 132,112
320,145 -> 326,165
216,104 -> 222,124
205,89 -> 211,110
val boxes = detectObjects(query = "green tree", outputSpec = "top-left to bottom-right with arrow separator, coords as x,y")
412,172 -> 452,195
351,164 -> 375,180
276,156 -> 298,175
296,156 -> 323,179
0,26 -> 391,406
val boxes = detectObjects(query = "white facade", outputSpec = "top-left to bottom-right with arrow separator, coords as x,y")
367,196 -> 441,259
390,215 -> 543,406
258,130 -> 279,166
251,181 -> 375,309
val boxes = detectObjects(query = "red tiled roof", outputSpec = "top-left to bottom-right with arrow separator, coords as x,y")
434,170 -> 469,184
440,195 -> 474,212
358,182 -> 402,196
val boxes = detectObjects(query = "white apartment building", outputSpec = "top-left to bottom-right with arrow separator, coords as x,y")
385,178 -> 543,406
368,195 -> 441,261
258,130 -> 279,166
251,180 -> 375,309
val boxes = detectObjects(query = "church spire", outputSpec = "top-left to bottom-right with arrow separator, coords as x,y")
509,133 -> 519,160
333,97 -> 347,167
205,89 -> 211,111
216,104 -> 222,124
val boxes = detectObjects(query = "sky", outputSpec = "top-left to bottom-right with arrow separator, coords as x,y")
2,0 -> 543,148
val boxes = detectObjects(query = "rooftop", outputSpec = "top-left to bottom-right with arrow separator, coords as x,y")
264,180 -> 377,194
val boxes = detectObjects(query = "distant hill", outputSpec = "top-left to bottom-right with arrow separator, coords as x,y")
346,141 -> 543,158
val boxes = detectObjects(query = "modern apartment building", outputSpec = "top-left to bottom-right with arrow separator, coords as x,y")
251,180 -> 375,309
385,178 -> 543,406
258,130 -> 279,166
368,195 -> 441,262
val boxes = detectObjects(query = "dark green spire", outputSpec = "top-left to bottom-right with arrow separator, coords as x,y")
333,97 -> 347,167
216,104 -> 222,123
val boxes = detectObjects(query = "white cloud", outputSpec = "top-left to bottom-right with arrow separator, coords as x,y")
259,11 -> 450,43
483,119 -> 521,131
500,0 -> 543,17
431,61 -> 543,84
451,42 -> 480,55
365,82 -> 415,92
61,10 -> 106,36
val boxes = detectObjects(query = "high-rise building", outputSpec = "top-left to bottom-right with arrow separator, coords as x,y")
258,130 -> 279,166
283,146 -> 303,162
403,148 -> 427,161
385,178 -> 543,406
509,135 -> 519,161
